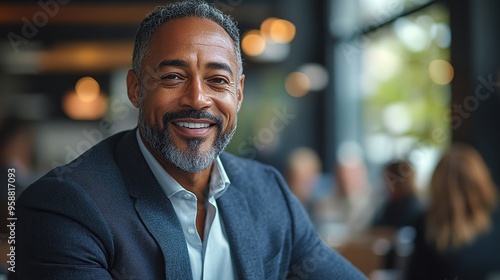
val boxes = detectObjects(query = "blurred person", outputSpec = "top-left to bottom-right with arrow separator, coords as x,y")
0,117 -> 36,194
406,143 -> 500,280
372,160 -> 424,229
285,146 -> 322,204
371,160 -> 424,272
0,117 -> 35,275
0,117 -> 36,232
13,1 -> 366,279
313,152 -> 376,244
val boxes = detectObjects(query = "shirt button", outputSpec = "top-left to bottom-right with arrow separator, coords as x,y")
184,193 -> 191,200
187,227 -> 196,235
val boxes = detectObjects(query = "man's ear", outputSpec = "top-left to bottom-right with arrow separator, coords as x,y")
126,69 -> 140,108
236,74 -> 245,112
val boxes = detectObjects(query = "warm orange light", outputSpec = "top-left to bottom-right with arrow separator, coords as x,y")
285,72 -> 311,97
242,30 -> 266,57
62,90 -> 108,120
428,59 -> 454,85
269,19 -> 296,43
37,42 -> 134,72
260,17 -> 278,38
75,76 -> 100,102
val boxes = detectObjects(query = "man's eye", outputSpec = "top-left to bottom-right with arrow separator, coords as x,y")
209,77 -> 229,84
161,74 -> 181,80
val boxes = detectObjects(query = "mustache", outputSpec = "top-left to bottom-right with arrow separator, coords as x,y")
163,110 -> 223,127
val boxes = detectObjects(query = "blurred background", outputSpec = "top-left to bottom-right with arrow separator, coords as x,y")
1,0 -> 500,278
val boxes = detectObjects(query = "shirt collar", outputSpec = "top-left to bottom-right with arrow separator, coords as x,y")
136,130 -> 230,199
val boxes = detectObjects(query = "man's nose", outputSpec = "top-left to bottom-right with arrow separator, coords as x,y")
179,78 -> 213,110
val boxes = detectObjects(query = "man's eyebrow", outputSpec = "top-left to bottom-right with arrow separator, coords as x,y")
206,62 -> 234,76
155,59 -> 234,76
155,59 -> 189,71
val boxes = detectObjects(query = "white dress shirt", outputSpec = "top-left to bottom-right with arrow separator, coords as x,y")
136,131 -> 236,280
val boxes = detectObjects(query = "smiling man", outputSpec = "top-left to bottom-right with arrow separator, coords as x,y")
13,1 -> 366,279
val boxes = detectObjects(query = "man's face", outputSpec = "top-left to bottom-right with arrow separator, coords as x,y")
127,17 -> 244,173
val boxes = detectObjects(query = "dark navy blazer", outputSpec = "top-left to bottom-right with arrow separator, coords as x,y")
13,129 -> 366,279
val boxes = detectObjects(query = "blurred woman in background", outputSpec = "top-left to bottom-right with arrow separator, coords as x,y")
406,143 -> 500,280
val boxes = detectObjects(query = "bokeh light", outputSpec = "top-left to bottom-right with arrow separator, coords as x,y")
241,30 -> 266,57
431,23 -> 451,48
63,76 -> 107,120
75,76 -> 100,102
255,41 -> 290,62
285,72 -> 311,97
268,19 -> 296,43
382,103 -> 413,135
62,90 -> 108,120
393,17 -> 430,52
428,59 -> 454,85
299,63 -> 329,91
260,17 -> 277,38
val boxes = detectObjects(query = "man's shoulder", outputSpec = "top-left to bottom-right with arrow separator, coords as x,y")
45,130 -> 132,180
18,130 -> 135,211
22,130 -> 134,199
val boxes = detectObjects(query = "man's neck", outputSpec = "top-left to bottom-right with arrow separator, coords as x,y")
150,150 -> 213,201
160,159 -> 212,201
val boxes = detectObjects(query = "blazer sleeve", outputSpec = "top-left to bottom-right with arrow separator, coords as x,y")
269,168 -> 367,280
11,177 -> 113,280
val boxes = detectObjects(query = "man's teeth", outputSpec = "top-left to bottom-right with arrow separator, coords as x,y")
175,122 -> 210,129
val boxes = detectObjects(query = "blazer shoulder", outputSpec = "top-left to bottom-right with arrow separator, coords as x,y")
46,130 -> 130,180
220,152 -> 282,179
18,129 -> 134,218
219,152 -> 290,205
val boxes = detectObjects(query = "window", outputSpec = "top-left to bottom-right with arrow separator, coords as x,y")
330,0 -> 450,189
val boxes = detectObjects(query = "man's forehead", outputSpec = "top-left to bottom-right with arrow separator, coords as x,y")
151,17 -> 235,50
146,17 -> 238,70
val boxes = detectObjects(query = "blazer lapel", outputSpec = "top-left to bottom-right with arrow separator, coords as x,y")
135,186 -> 193,280
218,181 -> 265,280
115,129 -> 192,280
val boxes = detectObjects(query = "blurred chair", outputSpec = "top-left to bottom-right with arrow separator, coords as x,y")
337,226 -> 417,280
336,226 -> 398,278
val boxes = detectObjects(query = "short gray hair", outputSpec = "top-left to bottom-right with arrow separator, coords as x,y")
132,0 -> 243,79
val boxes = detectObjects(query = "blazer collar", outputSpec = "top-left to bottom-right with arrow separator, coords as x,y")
115,129 -> 192,280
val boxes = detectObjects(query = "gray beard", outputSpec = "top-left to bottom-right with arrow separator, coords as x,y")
138,109 -> 236,173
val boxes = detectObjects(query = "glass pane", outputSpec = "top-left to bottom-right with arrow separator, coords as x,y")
361,3 -> 450,187
359,0 -> 433,26
331,0 -> 434,38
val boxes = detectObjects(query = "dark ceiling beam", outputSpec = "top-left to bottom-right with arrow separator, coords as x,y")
0,2 -> 271,26
0,3 -> 165,25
